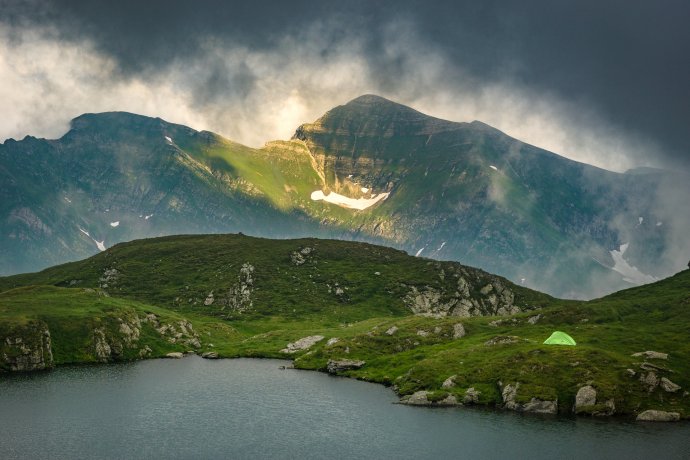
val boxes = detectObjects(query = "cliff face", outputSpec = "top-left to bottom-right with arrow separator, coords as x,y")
1,321 -> 54,372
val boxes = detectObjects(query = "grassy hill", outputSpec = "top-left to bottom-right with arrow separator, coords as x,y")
0,234 -> 688,419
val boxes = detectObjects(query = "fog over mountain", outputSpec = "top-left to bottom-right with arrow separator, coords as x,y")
2,0 -> 689,173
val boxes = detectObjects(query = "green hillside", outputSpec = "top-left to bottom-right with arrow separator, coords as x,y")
1,234 -> 687,420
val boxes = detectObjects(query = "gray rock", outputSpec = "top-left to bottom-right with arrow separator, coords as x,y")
326,359 -> 365,374
326,337 -> 340,346
575,385 -> 597,409
463,387 -> 481,404
453,323 -> 466,339
280,335 -> 325,353
441,375 -> 456,389
639,371 -> 659,392
416,330 -> 430,337
522,398 -> 558,414
385,326 -> 398,336
626,368 -> 636,377
165,352 -> 184,359
632,351 -> 668,360
201,351 -> 219,359
500,382 -> 557,414
400,391 -> 458,406
636,410 -> 680,422
485,335 -> 520,346
660,377 -> 681,393
527,314 -> 542,325
1,322 -> 54,371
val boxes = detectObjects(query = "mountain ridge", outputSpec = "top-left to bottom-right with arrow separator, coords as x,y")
1,95 -> 688,298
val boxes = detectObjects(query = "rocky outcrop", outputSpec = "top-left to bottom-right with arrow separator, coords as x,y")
500,382 -> 558,414
402,270 -> 528,318
144,314 -> 201,349
660,377 -> 681,393
1,321 -> 54,371
399,391 -> 458,406
326,359 -> 365,374
636,410 -> 680,422
99,268 -> 120,289
632,351 -> 668,360
165,352 -> 184,359
291,247 -> 314,266
280,335 -> 324,353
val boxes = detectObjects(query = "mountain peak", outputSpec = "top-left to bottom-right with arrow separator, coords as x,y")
338,94 -> 429,120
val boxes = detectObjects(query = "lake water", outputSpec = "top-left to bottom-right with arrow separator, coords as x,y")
1,356 -> 688,459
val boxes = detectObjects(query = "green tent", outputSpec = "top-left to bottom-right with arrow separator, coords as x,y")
543,331 -> 576,345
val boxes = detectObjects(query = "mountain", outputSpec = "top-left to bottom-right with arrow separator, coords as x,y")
1,234 -> 688,419
1,95 -> 688,298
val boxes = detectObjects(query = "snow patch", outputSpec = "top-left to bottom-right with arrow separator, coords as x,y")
310,190 -> 389,210
346,174 -> 353,179
145,214 -> 154,220
165,136 -> 173,143
609,243 -> 657,285
110,221 -> 120,227
656,221 -> 663,227
520,278 -> 526,284
489,165 -> 498,171
64,197 -> 72,203
415,247 -> 425,257
637,217 -> 644,226
78,227 -> 106,252
437,241 -> 446,251
361,187 -> 369,193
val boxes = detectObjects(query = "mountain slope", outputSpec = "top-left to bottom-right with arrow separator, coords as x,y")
2,95 -> 688,298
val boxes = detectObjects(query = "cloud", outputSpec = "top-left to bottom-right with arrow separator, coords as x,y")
0,10 -> 681,174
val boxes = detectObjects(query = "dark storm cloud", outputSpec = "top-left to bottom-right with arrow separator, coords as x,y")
2,0 -> 689,168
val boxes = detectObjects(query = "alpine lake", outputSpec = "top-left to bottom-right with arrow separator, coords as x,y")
1,356 -> 688,459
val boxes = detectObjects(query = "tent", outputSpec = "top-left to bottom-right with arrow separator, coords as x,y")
543,331 -> 576,345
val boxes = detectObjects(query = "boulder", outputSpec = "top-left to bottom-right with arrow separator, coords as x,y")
453,323 -> 466,339
660,377 -> 681,393
385,326 -> 398,336
636,410 -> 680,422
527,314 -> 541,325
632,351 -> 668,360
575,385 -> 597,409
522,398 -> 558,414
165,352 -> 184,359
441,375 -> 456,389
639,371 -> 659,392
326,337 -> 340,346
280,335 -> 324,353
201,351 -> 219,359
326,359 -> 365,374
463,387 -> 481,404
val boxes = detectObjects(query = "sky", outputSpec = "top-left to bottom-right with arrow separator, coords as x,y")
1,0 -> 689,172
